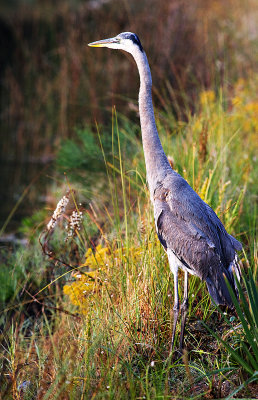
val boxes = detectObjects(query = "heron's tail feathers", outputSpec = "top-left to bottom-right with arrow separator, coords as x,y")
205,256 -> 241,308
229,234 -> 242,252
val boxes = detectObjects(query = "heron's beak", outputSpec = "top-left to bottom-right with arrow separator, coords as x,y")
88,37 -> 119,47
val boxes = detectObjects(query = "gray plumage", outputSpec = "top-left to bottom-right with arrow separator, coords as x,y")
153,173 -> 242,305
89,32 -> 242,350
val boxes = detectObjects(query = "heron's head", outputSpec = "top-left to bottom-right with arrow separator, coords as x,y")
88,32 -> 143,54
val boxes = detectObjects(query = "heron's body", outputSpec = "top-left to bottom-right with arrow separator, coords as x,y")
89,32 -> 242,350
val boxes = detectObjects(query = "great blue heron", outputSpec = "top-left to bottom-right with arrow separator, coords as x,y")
88,32 -> 242,351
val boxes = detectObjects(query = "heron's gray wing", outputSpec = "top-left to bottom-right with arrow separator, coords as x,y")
154,191 -> 220,280
153,177 -> 241,306
158,175 -> 242,266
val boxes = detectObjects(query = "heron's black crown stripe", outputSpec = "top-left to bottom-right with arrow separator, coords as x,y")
121,33 -> 143,52
131,33 -> 143,52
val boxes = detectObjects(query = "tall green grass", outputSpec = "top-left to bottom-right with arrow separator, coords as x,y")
1,76 -> 257,399
1,78 -> 257,398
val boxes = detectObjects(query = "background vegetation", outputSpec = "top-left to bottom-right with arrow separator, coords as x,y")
0,0 -> 257,398
1,0 -> 257,160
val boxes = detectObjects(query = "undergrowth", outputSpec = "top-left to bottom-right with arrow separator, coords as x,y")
1,77 -> 257,399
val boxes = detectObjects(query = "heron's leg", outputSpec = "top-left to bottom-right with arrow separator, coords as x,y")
179,271 -> 188,351
170,268 -> 179,354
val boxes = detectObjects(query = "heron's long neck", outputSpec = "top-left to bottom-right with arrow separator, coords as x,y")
133,50 -> 171,197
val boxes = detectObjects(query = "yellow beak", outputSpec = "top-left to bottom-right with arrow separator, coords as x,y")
88,37 -> 118,47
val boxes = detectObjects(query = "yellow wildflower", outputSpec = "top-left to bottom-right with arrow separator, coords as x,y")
200,90 -> 215,106
232,96 -> 242,108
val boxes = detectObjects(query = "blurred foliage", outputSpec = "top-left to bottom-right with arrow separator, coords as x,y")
0,264 -> 20,303
58,129 -> 106,172
57,122 -> 139,182
18,208 -> 47,237
0,0 -> 257,161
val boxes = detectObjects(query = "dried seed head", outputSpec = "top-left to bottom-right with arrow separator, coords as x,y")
139,218 -> 146,235
66,210 -> 83,240
47,194 -> 70,232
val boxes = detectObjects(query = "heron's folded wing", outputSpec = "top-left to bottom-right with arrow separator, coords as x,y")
154,177 -> 241,269
154,197 -> 221,280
